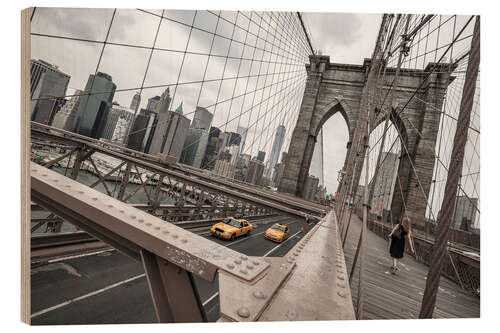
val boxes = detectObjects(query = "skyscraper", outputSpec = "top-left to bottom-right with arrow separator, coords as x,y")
236,125 -> 248,154
370,152 -> 399,215
191,106 -> 213,130
268,125 -> 286,177
146,95 -> 161,112
52,89 -> 83,130
127,114 -> 149,151
180,107 -> 213,168
452,196 -> 479,231
30,59 -> 70,125
149,90 -> 190,160
68,72 -> 116,139
140,108 -> 158,153
130,92 -> 141,112
101,103 -> 135,141
256,151 -> 266,162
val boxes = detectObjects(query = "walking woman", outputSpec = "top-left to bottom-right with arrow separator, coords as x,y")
388,216 -> 415,274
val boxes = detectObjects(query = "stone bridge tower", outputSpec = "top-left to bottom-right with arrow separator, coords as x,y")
278,54 -> 454,229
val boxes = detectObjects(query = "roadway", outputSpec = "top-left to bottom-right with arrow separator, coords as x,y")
31,216 -> 309,324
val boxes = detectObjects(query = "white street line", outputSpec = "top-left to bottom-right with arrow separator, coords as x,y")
31,274 -> 146,318
263,230 -> 303,257
202,291 -> 219,307
48,249 -> 116,263
200,221 -> 302,306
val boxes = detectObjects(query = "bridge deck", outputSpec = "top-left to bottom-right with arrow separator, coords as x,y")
343,213 -> 480,319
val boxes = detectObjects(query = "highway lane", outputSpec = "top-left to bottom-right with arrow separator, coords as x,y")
31,216 -> 310,325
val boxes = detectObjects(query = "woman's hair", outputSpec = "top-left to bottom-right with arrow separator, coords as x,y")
401,217 -> 411,232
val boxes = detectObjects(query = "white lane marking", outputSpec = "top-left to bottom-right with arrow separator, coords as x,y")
31,274 -> 146,318
200,222 -> 302,306
35,219 -> 299,315
47,249 -> 116,263
202,291 -> 219,307
227,220 -> 299,247
263,230 -> 303,257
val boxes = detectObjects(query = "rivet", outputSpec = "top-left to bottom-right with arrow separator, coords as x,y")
119,210 -> 124,213
181,239 -> 188,243
92,197 -> 98,201
155,226 -> 160,230
234,259 -> 242,265
78,191 -> 84,194
239,269 -> 248,275
293,252 -> 299,256
32,169 -> 37,172
42,174 -> 48,177
237,307 -> 250,318
138,218 -> 144,223
53,179 -> 59,183
337,283 -> 346,289
130,215 -> 136,219
65,185 -> 71,188
240,256 -> 248,261
338,291 -> 346,298
252,261 -> 260,266
338,275 -> 345,280
146,222 -> 152,226
162,230 -> 169,234
226,264 -> 235,269
246,264 -> 253,270
253,291 -> 266,299
287,258 -> 294,263
107,204 -> 113,208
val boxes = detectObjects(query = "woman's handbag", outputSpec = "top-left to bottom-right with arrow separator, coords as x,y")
392,224 -> 402,239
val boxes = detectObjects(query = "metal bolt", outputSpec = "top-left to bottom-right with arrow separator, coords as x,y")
337,283 -> 346,289
293,252 -> 299,256
119,210 -> 124,213
172,234 -> 178,239
337,275 -> 345,280
130,215 -> 136,219
42,174 -> 48,177
107,204 -> 113,208
65,185 -> 71,188
162,230 -> 170,234
226,264 -> 235,270
138,219 -> 144,223
92,197 -> 98,201
253,291 -> 266,299
53,179 -> 59,183
338,291 -> 346,298
252,261 -> 260,266
32,169 -> 37,172
239,269 -> 248,275
234,259 -> 242,265
78,191 -> 84,194
287,258 -> 294,263
237,307 -> 250,318
145,222 -> 152,226
155,226 -> 160,230
181,239 -> 188,243
246,264 -> 253,270
240,256 -> 248,261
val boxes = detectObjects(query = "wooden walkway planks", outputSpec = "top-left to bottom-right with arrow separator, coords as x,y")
342,213 -> 480,320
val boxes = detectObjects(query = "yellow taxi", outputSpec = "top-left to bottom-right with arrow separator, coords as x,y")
210,217 -> 252,241
264,223 -> 290,243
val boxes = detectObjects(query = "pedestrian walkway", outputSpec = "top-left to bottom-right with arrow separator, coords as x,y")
342,213 -> 480,319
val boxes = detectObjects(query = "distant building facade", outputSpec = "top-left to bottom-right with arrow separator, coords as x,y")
370,152 -> 399,215
148,89 -> 189,160
268,125 -> 286,177
452,196 -> 479,231
52,89 -> 83,130
101,104 -> 135,141
130,92 -> 141,112
30,59 -> 70,125
236,125 -> 248,154
246,158 -> 265,185
67,72 -> 116,139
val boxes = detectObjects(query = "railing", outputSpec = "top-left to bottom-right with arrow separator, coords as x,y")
31,161 -> 354,322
